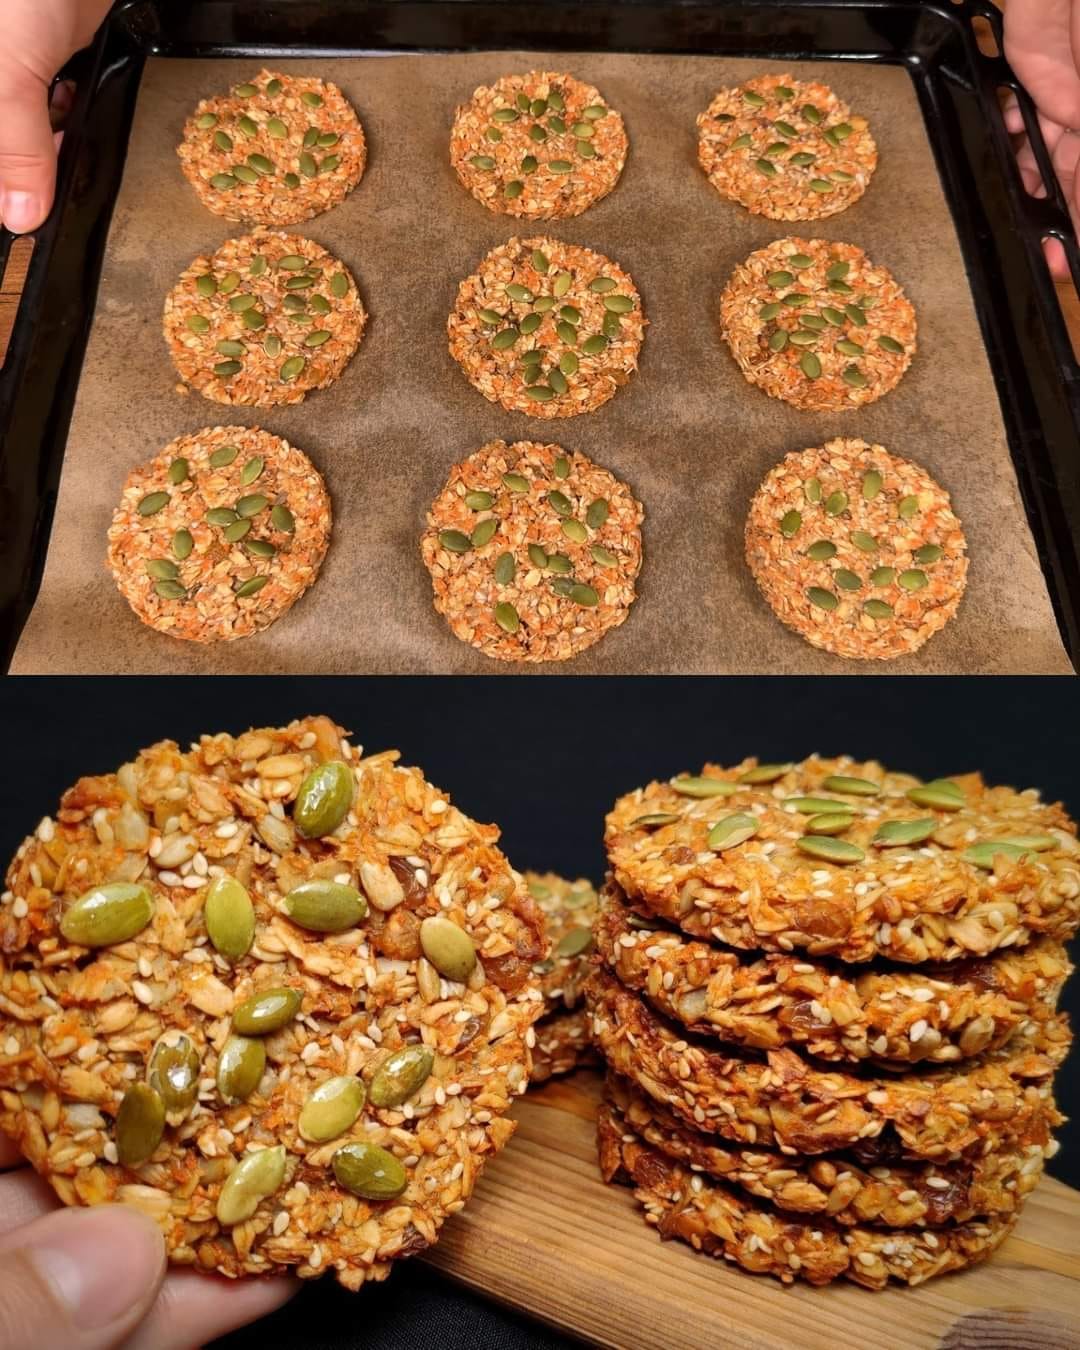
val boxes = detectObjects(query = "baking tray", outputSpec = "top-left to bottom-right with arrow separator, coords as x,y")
1,0 -> 1078,673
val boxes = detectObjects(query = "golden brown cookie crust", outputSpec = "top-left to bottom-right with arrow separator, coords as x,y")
450,71 -> 627,219
529,1009 -> 597,1085
0,718 -> 546,1287
524,871 -> 598,1012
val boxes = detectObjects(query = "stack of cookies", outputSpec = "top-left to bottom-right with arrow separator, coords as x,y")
587,756 -> 1078,1289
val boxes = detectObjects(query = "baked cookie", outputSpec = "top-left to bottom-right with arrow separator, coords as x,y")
604,756 -> 1080,963
745,438 -> 967,661
0,718 -> 546,1287
177,69 -> 366,224
596,881 -> 1070,1066
107,425 -> 330,644
597,1100 -> 1018,1289
163,228 -> 366,407
524,872 -> 599,1085
447,237 -> 645,417
697,73 -> 876,220
605,1073 -> 1055,1229
720,238 -> 915,411
450,70 -> 628,219
586,967 -> 1069,1160
529,1009 -> 596,1086
421,440 -> 644,663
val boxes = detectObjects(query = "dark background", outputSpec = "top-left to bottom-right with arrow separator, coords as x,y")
0,676 -> 1075,1348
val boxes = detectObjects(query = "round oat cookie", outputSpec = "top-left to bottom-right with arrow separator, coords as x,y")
596,881 -> 1070,1067
586,968 -> 1070,1162
604,755 -> 1080,964
421,440 -> 644,663
697,73 -> 877,221
163,228 -> 366,407
177,69 -> 366,225
0,717 -> 546,1288
720,238 -> 915,411
107,425 -> 330,644
525,871 -> 598,1016
450,70 -> 628,219
597,1100 -> 1018,1289
605,1073 -> 1056,1230
746,438 -> 967,661
529,1009 -> 596,1085
447,237 -> 645,418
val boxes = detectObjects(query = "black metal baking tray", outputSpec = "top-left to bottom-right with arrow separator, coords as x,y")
1,0 -> 1077,672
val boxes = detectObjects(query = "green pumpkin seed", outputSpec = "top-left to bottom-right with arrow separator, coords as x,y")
548,368 -> 569,396
214,360 -> 242,377
548,91 -> 566,112
707,813 -> 759,850
224,518 -> 251,546
265,78 -> 282,96
730,134 -> 752,150
216,340 -> 245,358
833,569 -> 862,591
857,470 -> 883,502
196,113 -> 218,130
842,365 -> 868,389
504,179 -> 524,199
805,812 -> 856,835
828,280 -> 854,297
210,172 -> 237,191
804,478 -> 822,504
285,880 -> 367,933
60,883 -> 153,948
546,118 -> 565,136
555,926 -> 593,959
517,313 -> 541,336
234,576 -> 268,598
493,552 -> 516,585
744,90 -> 767,106
235,83 -> 258,97
739,763 -> 792,784
863,599 -> 893,619
581,499 -> 609,532
878,335 -> 905,354
906,779 -> 965,811
503,472 -> 530,493
962,841 -> 1038,870
796,835 -> 865,863
785,293 -> 812,308
824,491 -> 848,517
218,272 -> 241,294
333,1141 -> 407,1200
774,123 -> 799,139
301,329 -> 329,348
493,106 -> 519,123
154,579 -> 186,600
850,531 -> 878,553
844,305 -> 867,328
587,276 -> 617,294
556,321 -> 577,345
172,529 -> 194,560
298,151 -> 318,177
146,558 -> 179,581
898,569 -> 928,592
116,1083 -> 165,1166
217,1146 -> 287,1226
271,504 -> 295,534
562,519 -> 588,544
800,314 -> 828,331
284,172 -> 300,188
768,330 -> 788,353
280,356 -> 306,382
217,1034 -> 266,1104
492,327 -> 520,351
471,518 -> 498,549
164,458 -> 189,488
247,153 -> 273,176
369,1045 -> 435,1109
300,89 -> 323,108
602,312 -> 622,338
245,539 -> 276,560
523,385 -> 554,405
505,283 -> 534,303
530,125 -> 548,144
232,165 -> 260,185
293,759 -> 355,840
783,796 -> 857,815
242,308 -> 266,330
299,1076 -> 366,1143
493,601 -> 520,634
420,915 -> 476,982
603,294 -> 634,314
267,117 -> 288,138
137,491 -> 169,517
591,544 -> 618,566
873,818 -> 937,847
808,587 -> 838,611
789,151 -> 816,167
185,314 -> 210,334
528,544 -> 548,569
470,154 -> 496,170
756,158 -> 778,177
821,775 -> 879,796
570,583 -> 599,607
546,553 -> 572,575
806,540 -> 837,561
914,544 -> 943,565
800,352 -> 822,379
759,302 -> 782,322
554,349 -> 578,378
308,294 -> 331,316
204,876 -> 255,961
233,986 -> 302,1036
578,334 -> 606,357
787,253 -> 813,268
461,490 -> 492,512
779,509 -> 802,538
767,270 -> 794,289
547,490 -> 573,517
788,330 -> 818,348
870,567 -> 896,587
195,273 -> 219,300
548,159 -> 573,173
632,813 -> 680,828
147,1034 -> 200,1116
899,495 -> 920,521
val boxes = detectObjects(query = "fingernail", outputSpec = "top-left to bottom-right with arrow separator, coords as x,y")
27,1206 -> 165,1328
2,190 -> 43,234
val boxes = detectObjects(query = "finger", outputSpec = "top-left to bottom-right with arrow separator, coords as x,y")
0,1204 -> 165,1350
0,58 -> 58,233
125,1269 -> 298,1350
0,1162 -> 57,1234
1044,236 -> 1071,280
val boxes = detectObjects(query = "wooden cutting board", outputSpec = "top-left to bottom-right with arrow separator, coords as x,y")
424,1071 -> 1080,1350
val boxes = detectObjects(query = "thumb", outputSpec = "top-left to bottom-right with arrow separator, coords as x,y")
0,1205 -> 166,1350
0,58 -> 58,233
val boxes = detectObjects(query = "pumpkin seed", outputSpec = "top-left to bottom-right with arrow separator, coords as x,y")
870,567 -> 895,587
788,330 -> 818,348
530,126 -> 548,144
218,272 -> 241,294
579,334 -> 606,357
280,356 -> 306,381
147,1033 -> 200,1116
873,818 -> 936,847
116,1083 -> 165,1166
247,153 -> 274,176
333,1142 -> 407,1200
842,365 -> 868,389
271,504 -> 295,534
730,134 -> 752,150
779,509 -> 802,538
806,812 -> 855,835
759,302 -> 782,322
824,491 -> 848,517
802,103 -> 823,123
835,339 -> 864,359
204,875 -> 255,960
579,499 -> 608,532
528,544 -> 548,568
740,763 -> 792,784
863,599 -> 893,619
767,270 -> 794,289
235,83 -> 258,97
800,352 -> 822,379
843,305 -> 866,328
668,775 -> 736,801
789,151 -> 816,167
806,540 -> 837,561
206,508 -> 237,529
850,531 -> 878,553
214,360 -> 242,377
137,491 -> 169,517
546,490 -> 572,517
493,107 -> 519,123
804,478 -> 822,503
707,813 -> 759,850
420,915 -> 476,982
899,495 -> 920,521
822,775 -> 879,796
494,601 -> 520,634
265,116 -> 288,139
548,368 -> 569,396
556,927 -> 593,958
265,77 -> 282,95
285,880 -> 366,933
293,759 -> 356,841
233,987 -> 302,1037
561,519 -> 588,544
233,165 -> 259,185
898,569 -> 928,591
828,279 -> 854,296
172,529 -> 194,560
546,553 -> 572,575
212,124 -> 233,148
369,1045 -> 435,1109
548,159 -> 573,173
744,89 -> 767,106
245,538 -> 276,560
154,578 -> 186,600
834,568 -> 862,591
493,552 -> 515,585
503,472 -> 530,493
60,883 -> 153,948
210,172 -> 237,191
787,253 -> 813,268
962,841 -> 1038,870
800,314 -> 827,331
185,314 -> 210,334
878,335 -> 905,354
632,813 -> 680,828
756,158 -> 778,177
548,91 -> 566,112
808,587 -> 838,611
555,321 -> 576,345
783,796 -> 857,815
196,113 -> 218,130
305,329 -> 331,348
300,1076 -> 366,1142
914,544 -> 943,565
235,576 -> 268,598
591,544 -> 618,566
504,179 -> 524,199
906,779 -> 965,811
217,1146 -> 287,1226
471,518 -> 498,548
284,172 -> 300,189
470,154 -> 496,170
243,308 -> 266,330
602,312 -> 622,337
570,583 -> 598,607
217,1034 -> 266,1103
146,558 -> 179,582
215,340 -> 245,358
768,330 -> 788,353
796,835 -> 864,863
604,294 -> 634,314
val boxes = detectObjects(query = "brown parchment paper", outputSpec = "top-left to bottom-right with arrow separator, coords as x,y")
11,52 -> 1074,673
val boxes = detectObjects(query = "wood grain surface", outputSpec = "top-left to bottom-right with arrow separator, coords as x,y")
423,1071 -> 1080,1350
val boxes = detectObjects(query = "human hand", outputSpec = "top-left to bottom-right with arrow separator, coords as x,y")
1003,0 -> 1080,280
0,0 -> 113,234
0,1134 -> 296,1350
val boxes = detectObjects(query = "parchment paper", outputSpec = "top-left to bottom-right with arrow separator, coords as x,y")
11,52 -> 1074,673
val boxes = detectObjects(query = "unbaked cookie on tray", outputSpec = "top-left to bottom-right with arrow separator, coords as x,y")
0,717 -> 546,1287
745,438 -> 967,661
420,439 -> 644,663
178,69 -> 366,224
720,238 -> 915,412
698,73 -> 877,220
163,228 -> 367,407
450,70 -> 628,219
448,237 -> 645,417
107,425 -> 331,643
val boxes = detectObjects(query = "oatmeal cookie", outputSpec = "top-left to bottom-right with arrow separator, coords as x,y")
448,237 -> 645,417
746,439 -> 967,661
177,69 -> 366,224
720,238 -> 915,411
421,440 -> 644,663
451,70 -> 627,219
604,756 -> 1080,963
529,1009 -> 597,1085
598,1101 -> 1018,1289
596,881 -> 1069,1066
107,426 -> 331,644
523,872 -> 599,1085
697,73 -> 876,220
587,968 -> 1069,1160
0,718 -> 546,1288
163,228 -> 366,407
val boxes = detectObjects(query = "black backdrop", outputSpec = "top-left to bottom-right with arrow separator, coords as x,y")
0,677 -> 1075,1348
